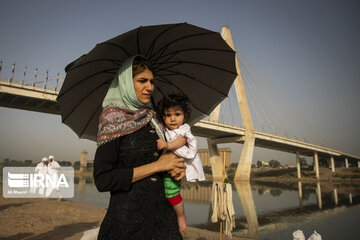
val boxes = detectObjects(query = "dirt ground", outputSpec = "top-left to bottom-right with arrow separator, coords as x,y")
3,167 -> 357,240
0,191 -> 106,240
0,185 -> 253,240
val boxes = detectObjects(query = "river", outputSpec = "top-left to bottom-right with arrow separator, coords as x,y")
72,176 -> 360,239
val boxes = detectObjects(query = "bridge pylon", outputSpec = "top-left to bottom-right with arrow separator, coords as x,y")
208,26 -> 255,181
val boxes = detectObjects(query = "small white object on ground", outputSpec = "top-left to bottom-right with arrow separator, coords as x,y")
80,227 -> 99,240
292,229 -> 305,240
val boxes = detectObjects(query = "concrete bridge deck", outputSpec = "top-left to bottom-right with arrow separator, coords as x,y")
192,120 -> 360,162
1,79 -> 359,165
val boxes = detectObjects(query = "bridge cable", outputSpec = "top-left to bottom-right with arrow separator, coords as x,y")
237,52 -> 331,147
238,70 -> 266,132
239,59 -> 282,135
239,59 -> 296,139
239,57 -> 307,140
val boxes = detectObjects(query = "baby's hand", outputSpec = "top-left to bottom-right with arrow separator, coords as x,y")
157,139 -> 168,150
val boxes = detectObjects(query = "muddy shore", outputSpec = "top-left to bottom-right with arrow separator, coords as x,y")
0,185 -> 252,240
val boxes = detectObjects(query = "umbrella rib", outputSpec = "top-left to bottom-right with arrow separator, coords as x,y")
137,27 -> 141,54
158,68 -> 229,97
149,32 -> 217,61
58,69 -> 118,99
146,23 -> 184,58
158,60 -> 237,76
153,48 -> 235,65
79,102 -> 102,139
98,42 -> 133,57
61,77 -> 112,122
66,58 -> 122,72
157,75 -> 215,115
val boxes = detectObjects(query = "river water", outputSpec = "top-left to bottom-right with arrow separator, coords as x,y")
73,176 -> 360,239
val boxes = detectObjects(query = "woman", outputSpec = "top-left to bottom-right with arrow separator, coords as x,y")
94,55 -> 186,239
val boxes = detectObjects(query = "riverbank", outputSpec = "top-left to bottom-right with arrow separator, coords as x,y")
0,194 -> 106,240
0,185 -> 254,240
252,167 -> 360,181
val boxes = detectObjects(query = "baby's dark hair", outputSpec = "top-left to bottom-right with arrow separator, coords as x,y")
157,94 -> 191,122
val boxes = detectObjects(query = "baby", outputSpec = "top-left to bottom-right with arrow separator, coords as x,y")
157,94 -> 206,234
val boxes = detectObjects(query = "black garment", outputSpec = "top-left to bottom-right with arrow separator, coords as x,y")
94,123 -> 182,240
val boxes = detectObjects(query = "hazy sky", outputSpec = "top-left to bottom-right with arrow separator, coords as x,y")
0,0 -> 359,164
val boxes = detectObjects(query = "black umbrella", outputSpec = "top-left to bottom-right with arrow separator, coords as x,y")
57,23 -> 237,141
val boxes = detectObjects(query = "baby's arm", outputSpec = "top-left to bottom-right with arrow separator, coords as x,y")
157,137 -> 186,151
174,131 -> 197,159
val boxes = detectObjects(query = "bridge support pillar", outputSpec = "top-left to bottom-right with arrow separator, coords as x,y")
313,152 -> 320,179
345,158 -> 349,168
235,136 -> 255,180
358,161 -> 360,168
207,139 -> 225,180
221,26 -> 255,181
296,151 -> 301,179
330,156 -> 335,172
316,182 -> 322,209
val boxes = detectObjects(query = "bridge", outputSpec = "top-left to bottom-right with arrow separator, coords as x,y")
1,77 -> 359,179
1,26 -> 359,181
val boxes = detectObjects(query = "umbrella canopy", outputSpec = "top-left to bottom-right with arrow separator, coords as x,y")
57,22 -> 237,141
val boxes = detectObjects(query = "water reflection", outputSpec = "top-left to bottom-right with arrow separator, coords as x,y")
298,181 -> 303,209
317,181 -> 322,209
234,181 -> 258,237
73,176 -> 360,239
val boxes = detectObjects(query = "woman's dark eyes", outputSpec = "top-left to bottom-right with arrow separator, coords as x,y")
139,78 -> 154,84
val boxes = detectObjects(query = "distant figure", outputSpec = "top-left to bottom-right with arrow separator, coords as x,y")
31,157 -> 48,195
45,155 -> 63,200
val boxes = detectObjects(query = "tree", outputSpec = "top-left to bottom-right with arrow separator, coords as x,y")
300,157 -> 308,167
319,156 -> 328,167
59,161 -> 72,166
269,159 -> 281,168
24,160 -> 33,166
256,160 -> 262,168
230,163 -> 237,168
3,158 -> 10,166
74,161 -> 80,170
202,166 -> 212,174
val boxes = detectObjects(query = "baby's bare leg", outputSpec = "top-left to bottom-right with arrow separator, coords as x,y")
173,201 -> 187,234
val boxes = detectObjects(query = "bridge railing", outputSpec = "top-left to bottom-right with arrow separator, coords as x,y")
0,76 -> 62,92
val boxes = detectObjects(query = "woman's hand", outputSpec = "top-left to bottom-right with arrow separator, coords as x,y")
169,167 -> 186,181
156,151 -> 185,176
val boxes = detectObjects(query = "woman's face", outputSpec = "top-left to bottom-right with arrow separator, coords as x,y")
133,68 -> 155,104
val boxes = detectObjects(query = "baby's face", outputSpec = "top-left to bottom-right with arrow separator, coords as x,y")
163,107 -> 185,130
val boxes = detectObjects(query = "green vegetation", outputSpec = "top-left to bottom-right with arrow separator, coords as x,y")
269,159 -> 281,168
73,161 -> 81,170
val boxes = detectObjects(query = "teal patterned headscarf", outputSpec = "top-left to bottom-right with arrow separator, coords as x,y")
97,56 -> 164,145
102,55 -> 151,110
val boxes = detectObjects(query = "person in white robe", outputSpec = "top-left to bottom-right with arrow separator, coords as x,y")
45,155 -> 63,200
31,157 -> 48,195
